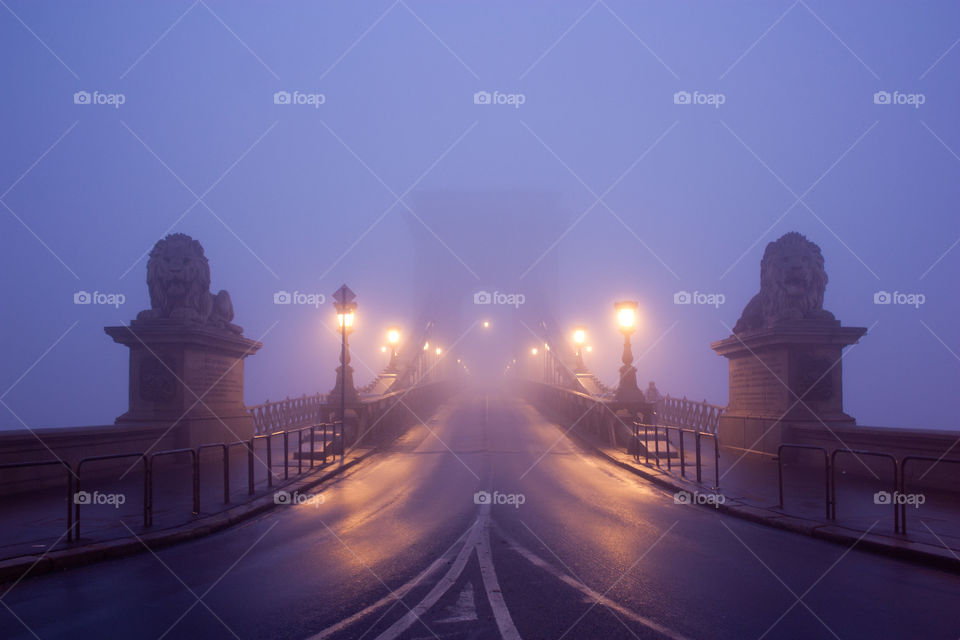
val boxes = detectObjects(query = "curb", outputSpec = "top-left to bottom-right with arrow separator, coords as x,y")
569,430 -> 960,573
0,450 -> 376,584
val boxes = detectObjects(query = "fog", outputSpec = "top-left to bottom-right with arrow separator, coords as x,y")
1,1 -> 958,430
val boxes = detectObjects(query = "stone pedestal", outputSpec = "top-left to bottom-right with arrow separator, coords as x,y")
105,320 -> 262,448
614,365 -> 646,403
711,321 -> 866,455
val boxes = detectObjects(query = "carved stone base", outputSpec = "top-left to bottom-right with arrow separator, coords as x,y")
105,320 -> 262,448
711,321 -> 866,454
329,364 -> 359,405
614,365 -> 645,403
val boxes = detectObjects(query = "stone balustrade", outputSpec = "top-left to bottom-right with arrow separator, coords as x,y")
655,395 -> 725,434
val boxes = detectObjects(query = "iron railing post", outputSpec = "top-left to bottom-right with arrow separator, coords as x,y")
66,465 -> 74,542
192,452 -> 199,515
654,426 -> 660,468
144,456 -> 151,527
223,444 -> 230,504
644,424 -> 649,465
714,435 -> 720,490
665,427 -> 672,471
695,432 -> 702,484
267,435 -> 273,488
679,429 -> 686,478
247,438 -> 255,495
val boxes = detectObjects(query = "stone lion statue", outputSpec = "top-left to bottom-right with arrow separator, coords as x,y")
136,233 -> 242,334
733,232 -> 834,333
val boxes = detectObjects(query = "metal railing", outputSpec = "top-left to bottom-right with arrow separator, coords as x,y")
831,449 -> 899,533
655,395 -> 724,435
248,393 -> 327,435
197,443 -> 231,505
249,423 -> 335,489
42,424 -> 336,540
149,448 -> 199,524
0,460 -> 74,540
3,373 -> 456,549
900,456 -> 960,534
777,444 -> 830,519
776,446 -> 960,535
632,422 -> 720,489
75,453 -> 149,539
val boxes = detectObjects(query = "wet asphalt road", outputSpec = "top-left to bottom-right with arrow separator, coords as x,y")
1,389 -> 959,639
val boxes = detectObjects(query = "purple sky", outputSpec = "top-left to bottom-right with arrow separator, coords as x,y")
1,1 -> 958,430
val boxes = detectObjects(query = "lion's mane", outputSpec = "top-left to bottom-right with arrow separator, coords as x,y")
137,233 -> 240,333
733,232 -> 833,333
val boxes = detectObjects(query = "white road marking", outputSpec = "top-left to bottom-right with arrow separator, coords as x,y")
312,501 -> 525,640
373,518 -> 484,640
477,505 -> 523,640
306,522 -> 476,640
433,583 -> 478,624
494,524 -> 690,640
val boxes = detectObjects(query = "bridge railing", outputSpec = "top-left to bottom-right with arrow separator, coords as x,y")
631,422 -> 720,489
249,393 -> 327,435
56,422 -> 340,540
654,395 -> 724,435
513,330 -> 587,392
392,322 -> 459,390
521,379 -> 652,453
4,379 -> 460,545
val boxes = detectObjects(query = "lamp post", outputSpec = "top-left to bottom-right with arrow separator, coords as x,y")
543,342 -> 551,384
386,327 -> 400,372
614,300 -> 644,402
331,285 -> 357,459
572,326 -> 587,373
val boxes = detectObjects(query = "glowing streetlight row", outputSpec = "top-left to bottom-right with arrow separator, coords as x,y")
525,302 -> 639,389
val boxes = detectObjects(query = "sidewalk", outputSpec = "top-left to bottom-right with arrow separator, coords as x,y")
574,428 -> 960,571
0,448 -> 375,583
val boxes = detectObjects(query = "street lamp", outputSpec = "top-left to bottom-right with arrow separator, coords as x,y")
572,326 -> 587,373
433,346 -> 443,381
331,285 -> 357,459
483,320 -> 490,329
614,300 -> 643,401
386,327 -> 400,372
